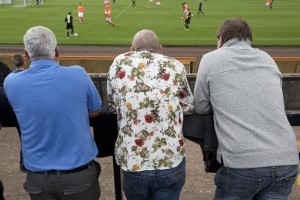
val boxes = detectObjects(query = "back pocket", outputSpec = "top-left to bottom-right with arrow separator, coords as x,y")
23,183 -> 43,195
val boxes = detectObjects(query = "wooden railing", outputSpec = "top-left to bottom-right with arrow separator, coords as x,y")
1,54 -> 300,73
273,57 -> 300,62
0,54 -> 197,73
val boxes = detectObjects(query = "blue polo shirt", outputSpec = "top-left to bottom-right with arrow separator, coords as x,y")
4,60 -> 102,171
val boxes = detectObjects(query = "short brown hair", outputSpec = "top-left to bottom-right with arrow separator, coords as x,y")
12,54 -> 25,68
217,18 -> 252,44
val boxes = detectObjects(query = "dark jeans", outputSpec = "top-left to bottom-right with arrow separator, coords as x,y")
214,165 -> 299,200
23,161 -> 101,200
122,158 -> 186,200
0,180 -> 4,200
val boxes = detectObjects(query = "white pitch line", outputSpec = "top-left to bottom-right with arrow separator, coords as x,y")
115,4 -> 131,20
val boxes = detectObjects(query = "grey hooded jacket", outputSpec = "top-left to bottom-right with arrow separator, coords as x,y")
194,38 -> 299,168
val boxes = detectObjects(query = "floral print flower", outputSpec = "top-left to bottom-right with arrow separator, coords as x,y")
134,139 -> 144,147
126,102 -> 132,109
161,72 -> 170,81
133,119 -> 139,125
179,91 -> 187,98
138,62 -> 145,68
149,132 -> 154,137
132,163 -> 141,171
118,70 -> 125,79
179,139 -> 184,146
145,114 -> 154,123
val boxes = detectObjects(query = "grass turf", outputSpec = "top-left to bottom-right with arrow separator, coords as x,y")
0,0 -> 299,46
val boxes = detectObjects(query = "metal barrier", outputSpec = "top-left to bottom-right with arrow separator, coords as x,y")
90,73 -> 300,117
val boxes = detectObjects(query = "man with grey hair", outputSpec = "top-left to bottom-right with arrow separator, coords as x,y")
194,18 -> 299,199
107,29 -> 194,199
4,26 -> 102,200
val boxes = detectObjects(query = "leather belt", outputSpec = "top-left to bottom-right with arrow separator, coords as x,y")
32,160 -> 94,174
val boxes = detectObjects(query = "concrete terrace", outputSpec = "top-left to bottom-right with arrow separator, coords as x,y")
0,126 -> 299,200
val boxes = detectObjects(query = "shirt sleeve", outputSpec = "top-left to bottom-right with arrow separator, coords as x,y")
106,62 -> 117,113
194,55 -> 212,114
85,72 -> 102,112
178,64 -> 194,115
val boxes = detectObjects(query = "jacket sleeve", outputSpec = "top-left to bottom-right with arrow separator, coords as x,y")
1,62 -> 11,77
193,55 -> 212,114
0,62 -> 12,88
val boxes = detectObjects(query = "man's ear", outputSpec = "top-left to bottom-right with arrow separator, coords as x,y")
54,47 -> 60,63
217,36 -> 223,48
55,47 -> 59,58
24,50 -> 30,59
220,36 -> 223,47
158,45 -> 162,53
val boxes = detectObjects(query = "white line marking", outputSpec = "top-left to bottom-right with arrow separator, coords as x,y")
115,4 -> 131,20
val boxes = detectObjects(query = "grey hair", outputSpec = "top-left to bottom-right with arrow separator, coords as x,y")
132,30 -> 160,52
23,26 -> 57,61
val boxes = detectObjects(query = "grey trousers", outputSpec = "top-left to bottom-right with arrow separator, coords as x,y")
23,161 -> 101,200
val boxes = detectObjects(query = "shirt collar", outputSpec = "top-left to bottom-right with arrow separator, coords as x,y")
29,59 -> 59,69
222,38 -> 251,48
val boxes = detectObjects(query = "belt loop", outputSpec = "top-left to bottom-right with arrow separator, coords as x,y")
88,160 -> 94,170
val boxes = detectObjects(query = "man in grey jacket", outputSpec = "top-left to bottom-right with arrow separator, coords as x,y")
194,18 -> 299,199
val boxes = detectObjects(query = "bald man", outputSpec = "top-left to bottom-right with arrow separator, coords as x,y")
107,29 -> 194,200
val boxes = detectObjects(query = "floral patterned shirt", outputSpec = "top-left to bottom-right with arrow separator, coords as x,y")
107,51 -> 194,171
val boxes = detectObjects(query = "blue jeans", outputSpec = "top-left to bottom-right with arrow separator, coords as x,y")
214,165 -> 299,200
122,158 -> 186,200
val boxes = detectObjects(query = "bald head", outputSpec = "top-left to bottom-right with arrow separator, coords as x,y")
131,30 -> 161,53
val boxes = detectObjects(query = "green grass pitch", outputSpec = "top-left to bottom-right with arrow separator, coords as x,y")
0,0 -> 299,46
